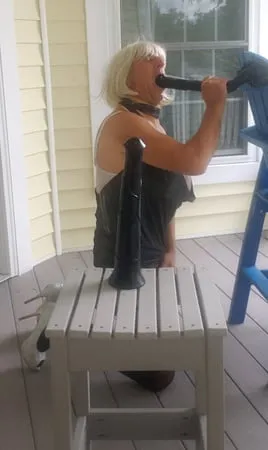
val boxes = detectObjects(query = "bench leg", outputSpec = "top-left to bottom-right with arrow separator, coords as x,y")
206,336 -> 225,450
50,337 -> 73,450
195,368 -> 207,415
71,371 -> 90,417
195,365 -> 207,450
196,416 -> 207,450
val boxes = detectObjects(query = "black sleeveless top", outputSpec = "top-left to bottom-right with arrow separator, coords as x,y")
93,102 -> 195,268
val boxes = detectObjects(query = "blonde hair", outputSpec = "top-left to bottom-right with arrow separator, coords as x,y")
102,40 -> 172,108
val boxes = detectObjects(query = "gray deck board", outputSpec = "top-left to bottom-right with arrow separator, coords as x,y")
34,255 -> 64,289
9,270 -> 54,450
105,371 -> 186,450
177,237 -> 268,449
2,235 -> 268,449
0,281 -> 35,450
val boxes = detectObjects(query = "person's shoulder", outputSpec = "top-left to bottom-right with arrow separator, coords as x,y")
103,108 -> 137,128
115,109 -> 157,133
104,108 -> 150,136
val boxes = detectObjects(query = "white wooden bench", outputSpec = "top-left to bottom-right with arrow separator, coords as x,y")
46,265 -> 227,450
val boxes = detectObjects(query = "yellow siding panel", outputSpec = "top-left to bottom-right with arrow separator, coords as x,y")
46,0 -> 85,21
22,110 -> 47,134
51,66 -> 88,88
46,3 -> 93,252
61,212 -> 251,251
14,0 -> 39,20
24,131 -> 48,156
19,67 -> 44,89
16,20 -> 41,43
49,44 -> 88,66
55,128 -> 92,150
27,173 -> 51,198
32,235 -> 56,262
194,181 -> 254,198
52,87 -> 89,108
61,228 -> 95,251
47,21 -> 86,44
54,108 -> 90,130
26,152 -> 50,178
56,149 -> 92,171
29,194 -> 52,220
57,170 -> 92,191
175,212 -> 249,239
60,210 -> 95,230
176,193 -> 251,218
17,43 -> 43,67
16,0 -> 55,263
59,189 -> 95,211
31,214 -> 54,241
21,88 -> 46,112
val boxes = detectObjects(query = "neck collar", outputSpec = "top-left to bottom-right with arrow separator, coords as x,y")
119,97 -> 161,119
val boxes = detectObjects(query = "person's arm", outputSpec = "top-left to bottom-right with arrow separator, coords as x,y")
183,102 -> 225,172
161,217 -> 176,267
118,77 -> 227,176
166,217 -> 176,253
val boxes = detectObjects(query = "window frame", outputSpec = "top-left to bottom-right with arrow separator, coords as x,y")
0,0 -> 33,275
86,0 -> 267,185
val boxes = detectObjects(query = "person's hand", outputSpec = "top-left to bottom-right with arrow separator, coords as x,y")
201,76 -> 228,109
161,250 -> 176,267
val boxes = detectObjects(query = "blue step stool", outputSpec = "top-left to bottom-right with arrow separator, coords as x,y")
228,51 -> 268,325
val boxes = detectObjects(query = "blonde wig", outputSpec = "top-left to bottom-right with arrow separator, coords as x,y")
102,40 -> 173,108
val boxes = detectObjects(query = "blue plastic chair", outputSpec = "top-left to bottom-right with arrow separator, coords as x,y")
228,51 -> 268,324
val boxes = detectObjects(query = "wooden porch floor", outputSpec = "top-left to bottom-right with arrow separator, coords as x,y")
1,234 -> 268,450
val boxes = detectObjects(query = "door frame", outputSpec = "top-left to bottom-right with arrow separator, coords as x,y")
0,0 -> 33,276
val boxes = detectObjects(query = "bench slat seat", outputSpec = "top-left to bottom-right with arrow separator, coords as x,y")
46,265 -> 227,450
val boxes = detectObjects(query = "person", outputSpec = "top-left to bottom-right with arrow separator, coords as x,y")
92,40 -> 227,391
93,40 -> 227,268
21,40 -> 227,392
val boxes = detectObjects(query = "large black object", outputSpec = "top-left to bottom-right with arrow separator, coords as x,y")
156,54 -> 268,93
108,137 -> 146,290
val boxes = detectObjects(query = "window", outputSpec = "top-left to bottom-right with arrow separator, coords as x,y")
120,0 -> 248,158
86,0 -> 265,184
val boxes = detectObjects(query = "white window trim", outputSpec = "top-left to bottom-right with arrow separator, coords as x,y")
86,0 -> 267,185
0,0 -> 33,275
